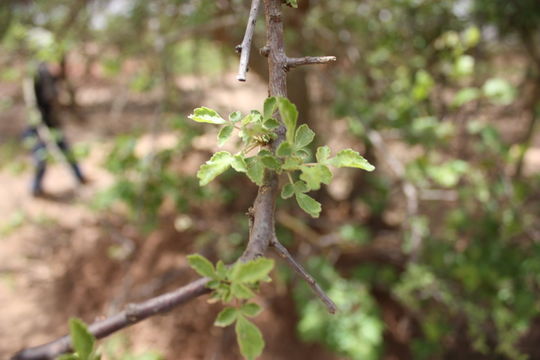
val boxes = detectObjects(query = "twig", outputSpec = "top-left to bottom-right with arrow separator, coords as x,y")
11,278 -> 211,360
285,56 -> 336,70
236,0 -> 262,81
271,237 -> 336,314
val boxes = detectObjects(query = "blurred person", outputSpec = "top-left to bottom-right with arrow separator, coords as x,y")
23,62 -> 87,197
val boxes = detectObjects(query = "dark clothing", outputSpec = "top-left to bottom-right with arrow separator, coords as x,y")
25,63 -> 85,195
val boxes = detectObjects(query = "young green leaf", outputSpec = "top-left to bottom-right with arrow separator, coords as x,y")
293,180 -> 309,193
241,303 -> 262,317
299,164 -> 333,190
281,183 -> 295,199
276,141 -> 293,157
330,149 -> 375,171
295,193 -> 322,218
69,318 -> 95,360
263,118 -> 279,129
218,125 -> 234,146
316,145 -> 331,163
231,282 -> 256,299
277,97 -> 298,143
197,151 -> 233,186
294,124 -> 315,148
231,154 -> 248,173
235,316 -> 265,360
263,97 -> 277,119
231,258 -> 274,283
216,260 -> 228,280
282,156 -> 303,171
260,154 -> 281,171
215,307 -> 238,327
187,254 -> 217,278
189,107 -> 226,125
229,111 -> 243,123
246,157 -> 265,186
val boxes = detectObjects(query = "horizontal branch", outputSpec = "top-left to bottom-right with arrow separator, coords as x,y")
237,0 -> 262,81
271,236 -> 337,314
285,56 -> 336,69
12,278 -> 211,360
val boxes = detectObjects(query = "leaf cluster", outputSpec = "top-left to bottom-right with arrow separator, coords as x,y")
187,255 -> 274,360
189,97 -> 374,218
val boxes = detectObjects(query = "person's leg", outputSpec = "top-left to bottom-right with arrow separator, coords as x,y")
57,136 -> 87,184
31,143 -> 47,196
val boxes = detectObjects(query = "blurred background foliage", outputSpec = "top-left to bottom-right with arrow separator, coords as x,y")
1,0 -> 540,359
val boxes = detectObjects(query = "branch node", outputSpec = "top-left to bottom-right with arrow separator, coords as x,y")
259,45 -> 270,57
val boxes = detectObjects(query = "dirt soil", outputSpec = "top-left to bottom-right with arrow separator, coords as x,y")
0,74 -> 342,360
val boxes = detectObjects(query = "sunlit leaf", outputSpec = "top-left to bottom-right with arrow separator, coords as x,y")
294,124 -> 315,148
215,307 -> 238,327
235,316 -> 265,360
187,254 -> 216,278
231,258 -> 274,283
246,157 -> 265,186
241,303 -> 263,318
188,107 -> 226,125
218,125 -> 234,147
197,151 -> 233,186
295,193 -> 322,218
69,318 -> 95,360
263,97 -> 277,119
330,149 -> 375,171
299,164 -> 333,190
277,97 -> 298,143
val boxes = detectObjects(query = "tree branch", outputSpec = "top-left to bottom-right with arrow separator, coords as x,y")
285,55 -> 336,69
271,236 -> 337,314
236,0 -> 262,81
11,278 -> 211,360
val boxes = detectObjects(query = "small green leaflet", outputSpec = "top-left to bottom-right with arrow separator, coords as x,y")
231,154 -> 248,173
263,97 -> 277,119
299,164 -> 333,190
277,97 -> 298,144
295,193 -> 322,218
276,141 -> 293,157
241,303 -> 262,318
215,307 -> 238,327
231,258 -> 274,283
69,318 -> 96,360
188,107 -> 226,125
329,149 -> 375,171
235,315 -> 265,360
229,111 -> 242,123
197,151 -> 234,186
246,157 -> 265,186
316,146 -> 331,163
187,254 -> 216,278
231,282 -> 256,299
218,125 -> 234,146
294,124 -> 315,148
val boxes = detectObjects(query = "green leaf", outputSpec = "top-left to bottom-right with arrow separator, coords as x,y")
293,181 -> 309,193
216,260 -> 227,280
316,146 -> 331,163
246,157 -> 265,186
241,303 -> 262,317
229,111 -> 242,123
215,307 -> 238,327
69,318 -> 95,360
277,97 -> 298,143
207,280 -> 220,289
263,97 -> 277,119
299,164 -> 333,190
263,118 -> 279,129
281,183 -> 295,199
330,149 -> 375,171
231,258 -> 274,283
294,124 -> 315,148
260,154 -> 281,171
188,107 -> 226,125
235,316 -> 265,360
231,282 -> 256,299
295,193 -> 321,218
452,87 -> 480,107
218,125 -> 234,146
187,254 -> 216,278
231,154 -> 248,173
197,151 -> 233,186
276,141 -> 293,157
282,156 -> 303,171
